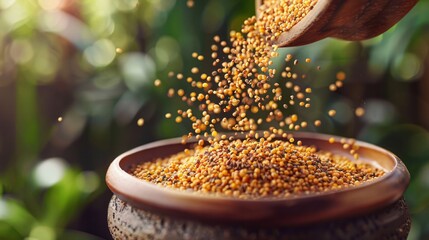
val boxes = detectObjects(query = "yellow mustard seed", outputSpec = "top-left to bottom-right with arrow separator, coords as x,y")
137,118 -> 145,126
186,0 -> 194,8
131,139 -> 384,199
314,120 -> 321,127
191,67 -> 199,74
336,71 -> 346,81
355,107 -> 365,117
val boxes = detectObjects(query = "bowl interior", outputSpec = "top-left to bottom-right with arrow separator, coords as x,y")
119,133 -> 395,173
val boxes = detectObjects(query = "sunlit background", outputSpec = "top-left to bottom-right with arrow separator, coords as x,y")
1,0 -> 429,239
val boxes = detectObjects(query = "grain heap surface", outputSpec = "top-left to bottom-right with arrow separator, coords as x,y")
131,139 -> 385,199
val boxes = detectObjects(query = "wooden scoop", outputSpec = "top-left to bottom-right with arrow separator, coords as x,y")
256,0 -> 418,47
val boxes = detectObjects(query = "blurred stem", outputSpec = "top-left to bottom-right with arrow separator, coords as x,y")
411,195 -> 429,215
16,75 -> 40,160
13,70 -> 41,213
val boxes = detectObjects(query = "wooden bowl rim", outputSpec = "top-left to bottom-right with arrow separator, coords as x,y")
106,132 -> 409,226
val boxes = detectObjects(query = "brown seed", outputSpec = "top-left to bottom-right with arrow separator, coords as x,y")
314,120 -> 321,127
329,84 -> 337,91
137,118 -> 144,126
336,71 -> 346,81
191,67 -> 199,74
187,0 -> 194,8
355,107 -> 365,117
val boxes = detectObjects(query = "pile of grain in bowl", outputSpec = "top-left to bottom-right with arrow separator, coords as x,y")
130,139 -> 385,199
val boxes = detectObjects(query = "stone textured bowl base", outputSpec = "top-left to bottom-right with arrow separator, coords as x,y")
108,195 -> 411,240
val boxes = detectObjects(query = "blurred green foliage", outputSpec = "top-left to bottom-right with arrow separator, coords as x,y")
0,0 -> 429,239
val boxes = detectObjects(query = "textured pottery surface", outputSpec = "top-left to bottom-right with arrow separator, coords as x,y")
108,195 -> 410,240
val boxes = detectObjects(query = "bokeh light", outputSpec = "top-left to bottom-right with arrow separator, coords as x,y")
33,158 -> 67,188
2,0 -> 31,29
362,99 -> 397,124
84,39 -> 116,67
419,163 -> 429,188
392,53 -> 422,81
0,199 -> 7,219
76,171 -> 100,194
120,52 -> 156,91
28,225 -> 55,240
37,0 -> 64,11
113,0 -> 139,11
9,39 -> 34,64
329,99 -> 354,124
154,36 -> 180,70
0,0 -> 16,9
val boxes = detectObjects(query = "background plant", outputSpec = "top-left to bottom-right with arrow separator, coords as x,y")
0,0 -> 428,239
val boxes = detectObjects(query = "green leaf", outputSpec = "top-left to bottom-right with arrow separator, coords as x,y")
0,198 -> 36,239
41,170 -> 99,229
0,223 -> 21,240
60,229 -> 106,240
28,225 -> 56,240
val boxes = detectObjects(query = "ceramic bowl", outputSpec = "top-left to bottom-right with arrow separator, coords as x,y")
106,132 -> 410,240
